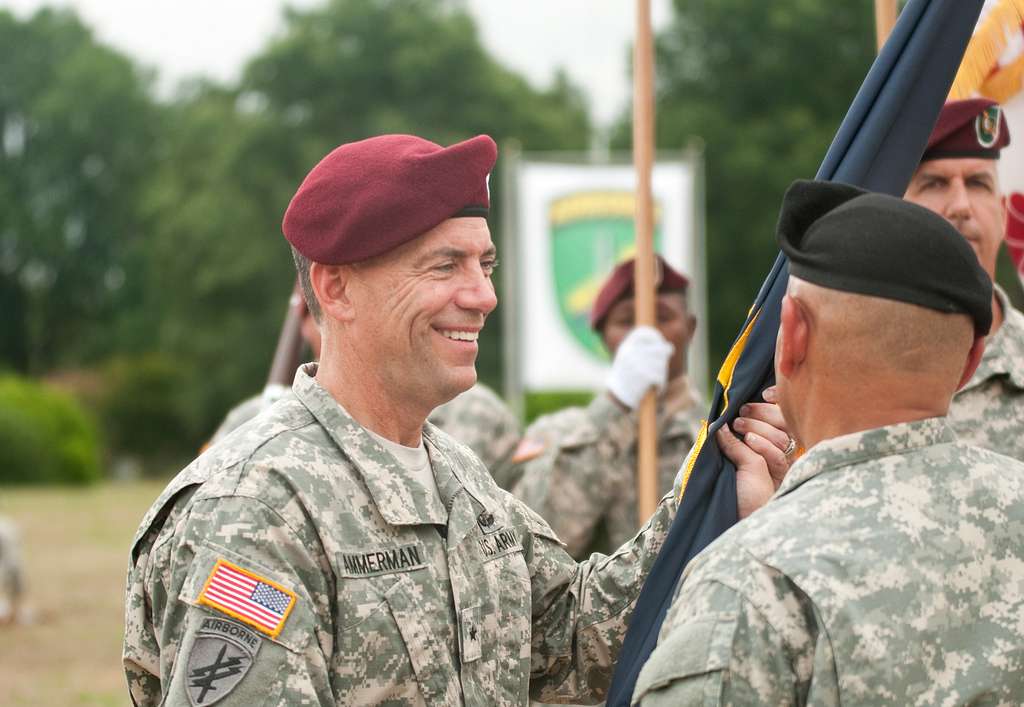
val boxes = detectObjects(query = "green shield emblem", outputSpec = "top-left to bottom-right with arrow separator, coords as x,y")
976,106 -> 1001,148
549,190 -> 664,360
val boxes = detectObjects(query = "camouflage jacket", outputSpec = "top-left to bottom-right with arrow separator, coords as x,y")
949,285 -> 1024,460
512,378 -> 703,558
633,417 -> 1024,706
428,383 -> 522,488
124,364 -> 676,706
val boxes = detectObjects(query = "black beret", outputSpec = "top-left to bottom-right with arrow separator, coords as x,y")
777,180 -> 992,336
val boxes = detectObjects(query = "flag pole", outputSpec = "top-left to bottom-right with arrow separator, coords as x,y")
634,0 -> 659,520
875,0 -> 898,50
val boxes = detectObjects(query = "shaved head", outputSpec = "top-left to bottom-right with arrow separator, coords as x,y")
775,277 -> 980,448
790,278 -> 974,386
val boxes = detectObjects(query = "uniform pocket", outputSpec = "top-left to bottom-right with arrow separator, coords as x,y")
630,616 -> 733,706
333,568 -> 460,706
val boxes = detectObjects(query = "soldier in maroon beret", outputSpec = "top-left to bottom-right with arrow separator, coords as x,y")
903,99 -> 1024,460
511,254 -> 712,558
124,132 -> 794,706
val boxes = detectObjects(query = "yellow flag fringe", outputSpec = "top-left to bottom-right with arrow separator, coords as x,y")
981,52 -> 1024,103
949,0 -> 1024,99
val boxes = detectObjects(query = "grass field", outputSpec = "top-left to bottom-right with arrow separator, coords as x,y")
0,479 -> 167,707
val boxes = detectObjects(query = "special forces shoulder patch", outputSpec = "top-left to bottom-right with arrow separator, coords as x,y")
186,617 -> 262,706
197,559 -> 297,638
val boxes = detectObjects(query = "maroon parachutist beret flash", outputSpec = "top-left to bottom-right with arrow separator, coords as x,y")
590,255 -> 690,332
283,134 -> 497,264
922,98 -> 1010,161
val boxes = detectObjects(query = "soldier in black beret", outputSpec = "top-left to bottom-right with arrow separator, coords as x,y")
903,99 -> 1024,459
635,180 -> 1024,706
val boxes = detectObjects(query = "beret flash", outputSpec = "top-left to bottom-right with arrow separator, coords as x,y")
777,180 -> 992,337
922,98 -> 1010,161
283,134 -> 497,264
590,255 -> 690,331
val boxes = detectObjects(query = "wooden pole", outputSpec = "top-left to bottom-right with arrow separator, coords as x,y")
875,0 -> 898,52
633,0 -> 659,521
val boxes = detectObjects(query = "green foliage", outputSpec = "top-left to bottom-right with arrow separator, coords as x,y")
615,0 -> 875,368
524,391 -> 594,425
137,0 -> 592,434
96,354 -> 193,463
0,375 -> 101,484
0,8 -> 158,374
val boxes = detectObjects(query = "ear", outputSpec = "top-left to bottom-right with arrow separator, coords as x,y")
777,294 -> 810,379
310,262 -> 357,323
956,336 -> 986,391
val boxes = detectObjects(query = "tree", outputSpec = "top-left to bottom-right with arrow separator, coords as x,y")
138,0 -> 592,440
0,8 -> 158,373
617,1 -> 875,368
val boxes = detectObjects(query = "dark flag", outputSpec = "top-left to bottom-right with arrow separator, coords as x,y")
606,1 -> 984,704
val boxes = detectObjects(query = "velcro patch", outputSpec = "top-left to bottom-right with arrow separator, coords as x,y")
511,437 -> 546,464
338,543 -> 427,578
186,617 -> 261,706
477,528 -> 522,560
197,559 -> 296,638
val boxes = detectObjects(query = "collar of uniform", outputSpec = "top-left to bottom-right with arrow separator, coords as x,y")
421,425 -> 510,545
775,417 -> 956,499
291,363 -> 448,527
965,284 -> 1024,391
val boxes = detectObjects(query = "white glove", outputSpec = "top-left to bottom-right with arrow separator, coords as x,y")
606,325 -> 673,410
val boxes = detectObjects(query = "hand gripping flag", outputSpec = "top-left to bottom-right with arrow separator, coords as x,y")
606,2 -> 984,704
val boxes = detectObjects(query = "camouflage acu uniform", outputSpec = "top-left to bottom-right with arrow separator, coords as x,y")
428,382 -> 522,488
633,417 -> 1024,706
512,377 -> 703,558
949,284 -> 1024,460
212,383 -> 521,485
124,364 -> 676,706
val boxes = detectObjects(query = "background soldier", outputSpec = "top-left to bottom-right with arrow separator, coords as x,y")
904,98 -> 1024,459
124,134 -> 790,706
635,181 -> 1024,705
0,515 -> 23,625
512,256 -> 704,557
427,381 -> 521,486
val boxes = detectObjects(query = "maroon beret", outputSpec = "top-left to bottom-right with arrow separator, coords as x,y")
922,99 -> 1010,161
283,134 -> 497,264
590,255 -> 690,331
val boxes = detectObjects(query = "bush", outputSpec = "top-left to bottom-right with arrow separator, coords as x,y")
96,353 -> 193,465
524,391 -> 595,425
0,375 -> 102,484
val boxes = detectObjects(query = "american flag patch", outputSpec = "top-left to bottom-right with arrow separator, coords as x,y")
197,560 -> 297,638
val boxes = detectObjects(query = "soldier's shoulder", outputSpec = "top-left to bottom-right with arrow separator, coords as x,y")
131,396 -> 326,555
523,404 -> 598,446
431,383 -> 518,427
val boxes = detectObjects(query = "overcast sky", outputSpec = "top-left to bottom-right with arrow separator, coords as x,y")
2,0 -> 673,127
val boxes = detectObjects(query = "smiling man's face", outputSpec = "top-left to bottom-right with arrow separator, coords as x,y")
346,217 -> 498,410
904,157 -> 1006,280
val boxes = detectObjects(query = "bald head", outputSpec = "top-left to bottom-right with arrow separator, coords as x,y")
790,277 -> 974,383
775,277 -> 982,449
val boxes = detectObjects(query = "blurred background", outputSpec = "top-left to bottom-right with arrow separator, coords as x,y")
1,1 -> 1020,704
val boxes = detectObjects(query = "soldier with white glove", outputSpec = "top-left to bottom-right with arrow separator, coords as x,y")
511,256 -> 705,557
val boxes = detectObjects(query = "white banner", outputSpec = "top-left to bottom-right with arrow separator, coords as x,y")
504,155 -> 706,395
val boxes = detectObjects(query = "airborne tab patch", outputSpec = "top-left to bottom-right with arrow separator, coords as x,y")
197,559 -> 297,639
186,617 -> 261,706
338,542 -> 428,578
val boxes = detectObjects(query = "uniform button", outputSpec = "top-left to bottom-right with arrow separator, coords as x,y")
478,511 -> 494,528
